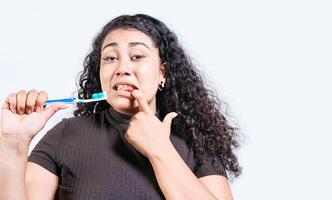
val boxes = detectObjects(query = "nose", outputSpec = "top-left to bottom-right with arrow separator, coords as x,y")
115,59 -> 133,77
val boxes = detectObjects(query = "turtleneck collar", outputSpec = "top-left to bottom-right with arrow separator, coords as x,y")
105,106 -> 160,134
105,106 -> 131,134
107,106 -> 132,125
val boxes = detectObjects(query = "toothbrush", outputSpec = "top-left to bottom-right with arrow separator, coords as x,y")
44,92 -> 107,104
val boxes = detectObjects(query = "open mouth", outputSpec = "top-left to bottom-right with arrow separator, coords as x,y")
113,84 -> 138,92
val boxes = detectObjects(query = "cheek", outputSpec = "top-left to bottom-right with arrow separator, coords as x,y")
99,67 -> 112,89
137,69 -> 160,94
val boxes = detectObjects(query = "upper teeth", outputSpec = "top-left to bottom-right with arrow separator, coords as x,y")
115,84 -> 134,90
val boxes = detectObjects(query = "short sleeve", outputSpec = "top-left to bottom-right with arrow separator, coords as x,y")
28,119 -> 66,176
170,133 -> 228,179
194,153 -> 228,179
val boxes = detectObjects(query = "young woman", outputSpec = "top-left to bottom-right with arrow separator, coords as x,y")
0,14 -> 241,200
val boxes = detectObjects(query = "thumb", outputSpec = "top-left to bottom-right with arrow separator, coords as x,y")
41,104 -> 70,121
162,112 -> 178,127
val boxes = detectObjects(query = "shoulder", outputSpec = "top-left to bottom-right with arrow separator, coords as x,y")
41,110 -> 107,142
60,110 -> 107,131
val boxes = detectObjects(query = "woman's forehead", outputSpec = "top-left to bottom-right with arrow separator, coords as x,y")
102,28 -> 156,49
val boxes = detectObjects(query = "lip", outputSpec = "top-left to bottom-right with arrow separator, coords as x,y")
111,81 -> 139,99
112,81 -> 139,91
112,89 -> 134,98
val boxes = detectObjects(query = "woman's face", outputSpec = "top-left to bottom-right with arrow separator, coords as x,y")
100,28 -> 165,115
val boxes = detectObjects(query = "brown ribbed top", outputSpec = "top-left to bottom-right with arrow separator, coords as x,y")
28,106 -> 226,200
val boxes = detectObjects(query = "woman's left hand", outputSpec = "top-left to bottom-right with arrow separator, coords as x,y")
124,90 -> 178,159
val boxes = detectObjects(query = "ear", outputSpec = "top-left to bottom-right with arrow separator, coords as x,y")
159,62 -> 167,82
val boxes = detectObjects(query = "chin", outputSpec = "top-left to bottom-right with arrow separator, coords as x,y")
108,99 -> 138,114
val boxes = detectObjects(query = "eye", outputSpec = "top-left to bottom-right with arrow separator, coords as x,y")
102,56 -> 118,62
131,55 -> 145,61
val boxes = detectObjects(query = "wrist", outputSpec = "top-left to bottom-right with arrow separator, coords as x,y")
0,134 -> 31,155
147,141 -> 177,163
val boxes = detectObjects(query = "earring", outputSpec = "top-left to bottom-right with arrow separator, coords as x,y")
158,80 -> 165,91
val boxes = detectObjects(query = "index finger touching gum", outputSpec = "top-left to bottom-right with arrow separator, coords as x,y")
131,90 -> 151,113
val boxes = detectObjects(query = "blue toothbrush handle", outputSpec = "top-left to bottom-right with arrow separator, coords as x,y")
45,98 -> 76,104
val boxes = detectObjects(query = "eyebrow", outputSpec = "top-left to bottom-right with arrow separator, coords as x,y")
102,42 -> 150,52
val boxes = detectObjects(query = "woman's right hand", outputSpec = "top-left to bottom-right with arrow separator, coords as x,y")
1,89 -> 69,142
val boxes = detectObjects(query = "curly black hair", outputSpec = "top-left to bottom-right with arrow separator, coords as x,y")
74,14 -> 242,178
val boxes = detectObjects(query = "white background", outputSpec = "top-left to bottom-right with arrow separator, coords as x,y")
0,0 -> 331,199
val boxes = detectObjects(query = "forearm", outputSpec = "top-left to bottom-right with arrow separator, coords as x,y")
0,134 -> 30,200
148,143 -> 216,200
